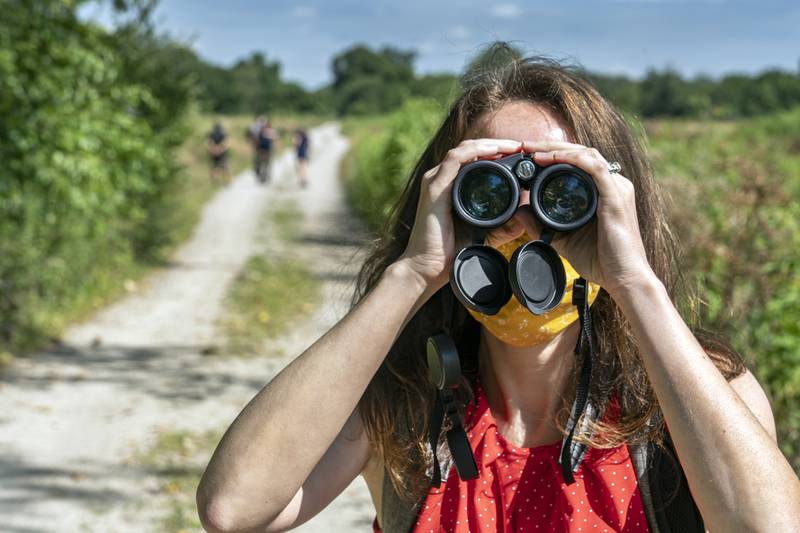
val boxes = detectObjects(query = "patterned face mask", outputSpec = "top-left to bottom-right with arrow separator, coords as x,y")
467,233 -> 600,347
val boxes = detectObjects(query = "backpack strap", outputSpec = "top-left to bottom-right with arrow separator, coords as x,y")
630,443 -> 663,533
630,437 -> 705,533
380,468 -> 419,533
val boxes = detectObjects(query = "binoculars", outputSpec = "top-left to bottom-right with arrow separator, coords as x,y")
450,152 -> 598,315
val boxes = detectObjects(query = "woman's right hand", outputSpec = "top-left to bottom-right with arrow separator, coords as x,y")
397,138 -> 523,292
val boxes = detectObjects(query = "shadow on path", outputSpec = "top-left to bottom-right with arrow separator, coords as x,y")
2,343 -> 269,403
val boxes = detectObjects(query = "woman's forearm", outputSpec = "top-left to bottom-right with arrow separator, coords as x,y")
611,275 -> 800,531
197,259 -> 432,529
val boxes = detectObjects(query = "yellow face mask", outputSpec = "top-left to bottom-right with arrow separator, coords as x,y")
467,234 -> 600,347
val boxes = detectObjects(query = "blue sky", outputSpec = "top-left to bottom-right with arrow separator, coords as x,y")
82,0 -> 800,89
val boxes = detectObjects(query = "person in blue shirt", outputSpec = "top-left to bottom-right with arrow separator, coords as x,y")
294,129 -> 310,188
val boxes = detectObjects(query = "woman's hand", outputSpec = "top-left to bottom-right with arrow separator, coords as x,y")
518,140 -> 656,297
397,138 -> 522,291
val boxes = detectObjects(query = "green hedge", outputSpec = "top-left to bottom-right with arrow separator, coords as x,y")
343,99 -> 445,230
0,1 -> 186,352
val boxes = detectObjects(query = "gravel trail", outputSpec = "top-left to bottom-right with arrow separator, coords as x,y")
0,123 -> 375,532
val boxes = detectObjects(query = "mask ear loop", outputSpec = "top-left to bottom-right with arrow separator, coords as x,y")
558,277 -> 594,484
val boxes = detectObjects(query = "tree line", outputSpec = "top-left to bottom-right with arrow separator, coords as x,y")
66,2 -> 800,120
180,41 -> 800,119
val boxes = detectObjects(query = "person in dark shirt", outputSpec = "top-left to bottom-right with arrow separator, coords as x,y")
255,119 -> 277,184
207,121 -> 230,185
294,129 -> 310,188
248,115 -> 266,174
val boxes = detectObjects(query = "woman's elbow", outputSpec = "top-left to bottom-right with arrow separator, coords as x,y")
196,486 -> 284,533
196,487 -> 229,533
196,487 -> 248,533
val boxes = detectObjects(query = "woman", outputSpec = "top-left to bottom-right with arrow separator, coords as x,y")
255,119 -> 278,184
196,54 -> 800,532
294,129 -> 310,188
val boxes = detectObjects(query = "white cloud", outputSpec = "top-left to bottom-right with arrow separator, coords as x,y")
291,5 -> 317,18
449,25 -> 470,40
491,3 -> 522,18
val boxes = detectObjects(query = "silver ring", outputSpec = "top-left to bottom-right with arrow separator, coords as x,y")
608,161 -> 622,174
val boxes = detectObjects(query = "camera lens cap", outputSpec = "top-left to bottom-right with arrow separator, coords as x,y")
508,241 -> 566,315
450,245 -> 511,315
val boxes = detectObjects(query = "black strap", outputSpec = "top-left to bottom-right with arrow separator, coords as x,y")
442,389 -> 478,481
430,279 -> 594,487
429,389 -> 479,487
428,395 -> 444,487
559,277 -> 593,485
649,434 -> 706,532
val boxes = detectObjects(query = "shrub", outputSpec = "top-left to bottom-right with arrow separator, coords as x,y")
344,99 -> 444,230
0,1 -> 185,351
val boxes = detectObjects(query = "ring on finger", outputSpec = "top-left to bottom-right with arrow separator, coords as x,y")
607,161 -> 622,174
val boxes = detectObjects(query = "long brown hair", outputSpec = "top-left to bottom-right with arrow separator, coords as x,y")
354,46 -> 745,501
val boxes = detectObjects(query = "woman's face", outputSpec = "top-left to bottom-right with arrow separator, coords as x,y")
471,100 -> 573,248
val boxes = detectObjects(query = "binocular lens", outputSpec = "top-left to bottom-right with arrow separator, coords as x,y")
540,173 -> 592,225
459,169 -> 513,222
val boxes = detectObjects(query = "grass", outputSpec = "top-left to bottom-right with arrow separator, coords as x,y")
218,202 -> 320,356
134,429 -> 222,532
341,113 -> 392,140
219,255 -> 319,355
269,201 -> 303,243
643,109 -> 800,473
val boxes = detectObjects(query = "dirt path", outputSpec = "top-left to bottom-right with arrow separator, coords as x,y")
0,124 -> 375,532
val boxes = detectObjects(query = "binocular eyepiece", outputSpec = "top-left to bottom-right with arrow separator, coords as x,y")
449,152 -> 598,316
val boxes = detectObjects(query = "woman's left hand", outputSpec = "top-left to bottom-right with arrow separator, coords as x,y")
518,140 -> 657,297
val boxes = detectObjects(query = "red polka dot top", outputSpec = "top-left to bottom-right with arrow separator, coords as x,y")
374,381 -> 650,532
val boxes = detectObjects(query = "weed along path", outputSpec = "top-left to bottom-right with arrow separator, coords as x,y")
0,123 -> 375,532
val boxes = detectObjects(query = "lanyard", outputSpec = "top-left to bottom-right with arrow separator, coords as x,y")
558,277 -> 593,485
427,278 -> 593,487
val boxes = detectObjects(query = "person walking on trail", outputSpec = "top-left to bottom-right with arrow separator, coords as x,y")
255,119 -> 277,185
196,50 -> 800,532
206,121 -> 230,185
248,114 -> 266,174
294,128 -> 310,188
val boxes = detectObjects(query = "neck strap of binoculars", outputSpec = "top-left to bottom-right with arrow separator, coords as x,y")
558,277 -> 593,485
429,289 -> 479,486
428,279 -> 594,487
429,388 -> 479,487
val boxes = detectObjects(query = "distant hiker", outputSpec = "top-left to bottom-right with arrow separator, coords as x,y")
294,129 -> 310,188
248,115 -> 266,174
255,119 -> 277,184
206,121 -> 230,185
